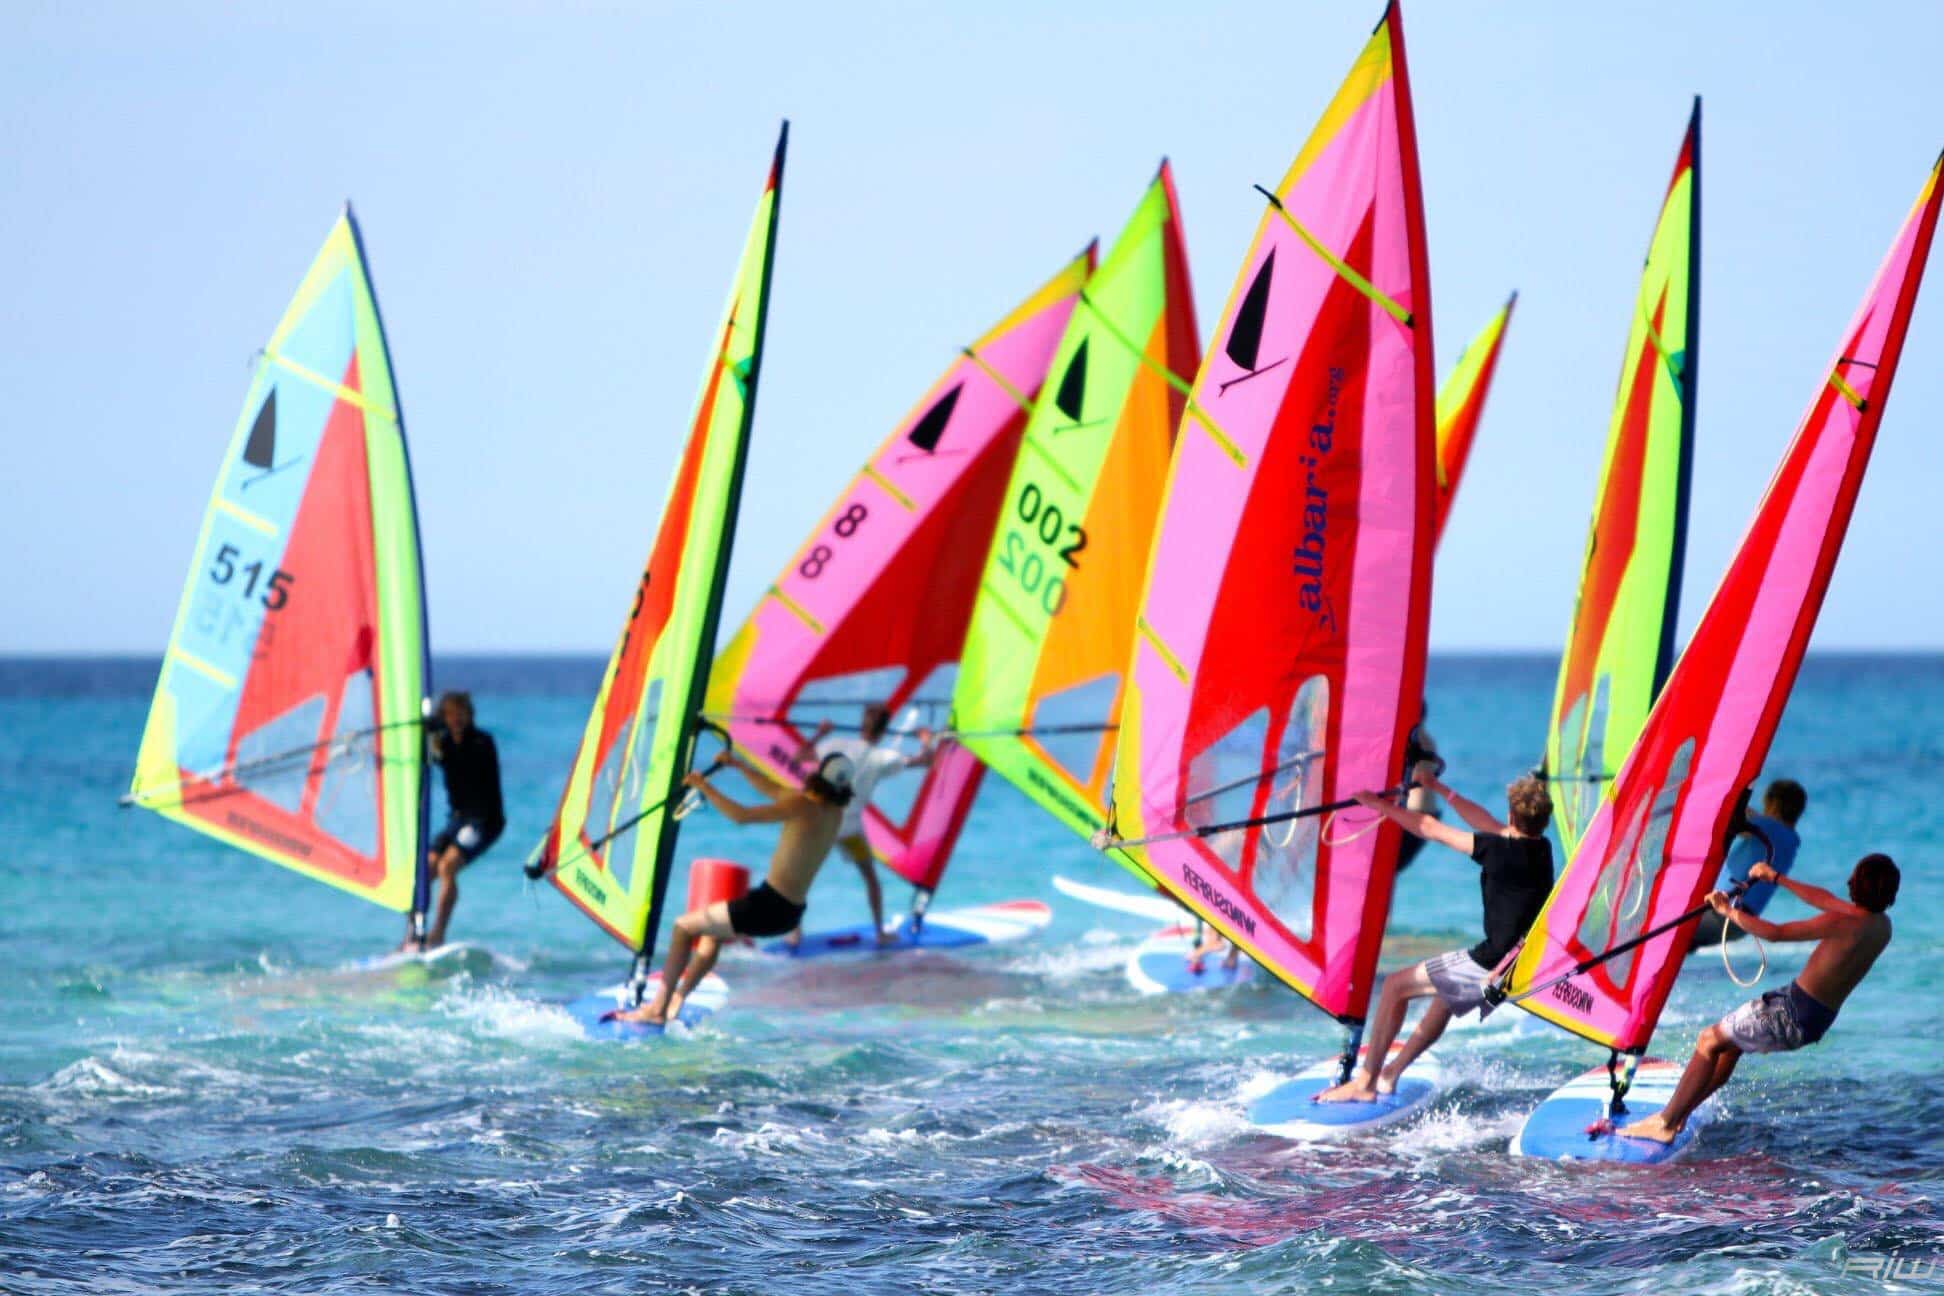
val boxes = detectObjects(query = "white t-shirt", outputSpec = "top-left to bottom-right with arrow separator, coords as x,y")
819,735 -> 919,838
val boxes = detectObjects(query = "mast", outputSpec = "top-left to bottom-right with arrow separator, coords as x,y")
344,201 -> 437,946
631,122 -> 788,976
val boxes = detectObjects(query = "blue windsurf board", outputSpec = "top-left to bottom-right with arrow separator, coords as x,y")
1247,1048 -> 1445,1139
1510,1058 -> 1712,1163
762,899 -> 1051,958
563,972 -> 730,1041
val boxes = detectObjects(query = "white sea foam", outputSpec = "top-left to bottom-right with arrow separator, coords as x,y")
437,986 -> 583,1045
1146,1095 -> 1253,1148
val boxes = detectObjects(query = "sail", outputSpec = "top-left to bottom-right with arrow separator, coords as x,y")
128,210 -> 431,916
1102,2 -> 1436,1020
1503,154 -> 1942,1053
1544,102 -> 1701,858
1432,292 -> 1516,544
707,251 -> 1093,893
952,164 -> 1200,845
531,126 -> 785,950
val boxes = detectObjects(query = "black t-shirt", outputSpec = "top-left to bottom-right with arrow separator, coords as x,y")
437,727 -> 505,827
1468,831 -> 1554,968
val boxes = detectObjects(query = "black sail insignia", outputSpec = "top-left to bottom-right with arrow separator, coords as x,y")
905,383 -> 963,454
1054,338 -> 1089,424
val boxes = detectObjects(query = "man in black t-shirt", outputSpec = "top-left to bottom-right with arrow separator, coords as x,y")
1316,767 -> 1554,1104
402,690 -> 506,951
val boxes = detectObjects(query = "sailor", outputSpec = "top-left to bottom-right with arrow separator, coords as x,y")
1315,765 -> 1554,1103
1621,853 -> 1898,1143
1185,923 -> 1241,977
403,690 -> 504,951
612,752 -> 854,1025
1693,778 -> 1807,946
787,704 -> 937,946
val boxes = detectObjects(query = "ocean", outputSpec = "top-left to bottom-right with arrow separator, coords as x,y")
2,653 -> 1939,1294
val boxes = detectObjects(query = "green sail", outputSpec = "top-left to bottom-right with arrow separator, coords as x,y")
953,164 -> 1200,854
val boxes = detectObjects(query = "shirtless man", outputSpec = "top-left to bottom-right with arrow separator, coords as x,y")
1316,766 -> 1554,1103
1620,852 -> 1899,1143
610,751 -> 852,1025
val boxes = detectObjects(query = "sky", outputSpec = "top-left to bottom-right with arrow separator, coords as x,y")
4,2 -> 1941,654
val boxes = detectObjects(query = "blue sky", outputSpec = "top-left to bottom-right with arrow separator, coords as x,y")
5,2 -> 1940,653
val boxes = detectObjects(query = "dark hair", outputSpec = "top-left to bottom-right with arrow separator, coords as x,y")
1506,775 -> 1552,835
804,772 -> 854,807
861,703 -> 890,742
1849,853 -> 1899,913
1763,778 -> 1807,825
437,691 -> 475,723
804,753 -> 855,808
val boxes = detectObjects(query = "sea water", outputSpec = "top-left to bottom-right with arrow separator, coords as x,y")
2,654 -> 1938,1294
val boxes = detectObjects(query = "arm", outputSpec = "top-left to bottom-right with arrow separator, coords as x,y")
728,752 -> 790,802
476,734 -> 497,796
1752,862 -> 1866,917
903,729 -> 940,771
1352,791 -> 1475,854
1710,890 -> 1846,944
1417,770 -> 1505,836
788,720 -> 833,769
690,772 -> 796,825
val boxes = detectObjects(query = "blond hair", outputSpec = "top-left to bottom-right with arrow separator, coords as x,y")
1506,775 -> 1552,835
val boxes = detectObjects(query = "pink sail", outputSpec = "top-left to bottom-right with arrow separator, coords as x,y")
1104,3 -> 1436,1021
1503,155 -> 1943,1052
707,252 -> 1093,892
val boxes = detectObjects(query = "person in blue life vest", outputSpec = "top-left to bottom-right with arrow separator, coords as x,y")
1692,778 -> 1806,948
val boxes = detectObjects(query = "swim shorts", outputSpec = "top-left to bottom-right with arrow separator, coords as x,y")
727,883 -> 807,939
1424,947 -> 1493,1016
430,815 -> 504,865
1720,981 -> 1837,1054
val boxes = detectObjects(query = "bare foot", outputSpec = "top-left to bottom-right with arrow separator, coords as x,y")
1373,1066 -> 1402,1096
1186,956 -> 1206,975
1222,948 -> 1240,971
1315,1075 -> 1380,1104
610,996 -> 670,1026
1618,1114 -> 1682,1144
876,928 -> 899,948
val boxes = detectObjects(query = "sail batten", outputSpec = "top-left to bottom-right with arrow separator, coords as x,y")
1103,3 -> 1436,1022
534,126 -> 786,954
1503,155 -> 1942,1053
129,211 -> 431,917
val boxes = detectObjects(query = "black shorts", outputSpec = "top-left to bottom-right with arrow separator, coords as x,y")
430,815 -> 503,865
727,883 -> 806,938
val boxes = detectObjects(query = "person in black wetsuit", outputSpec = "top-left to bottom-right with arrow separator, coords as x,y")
1316,766 -> 1554,1104
403,690 -> 505,951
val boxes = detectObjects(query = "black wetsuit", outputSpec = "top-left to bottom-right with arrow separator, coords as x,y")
431,726 -> 505,862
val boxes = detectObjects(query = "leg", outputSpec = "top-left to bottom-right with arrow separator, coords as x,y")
668,935 -> 725,1020
615,902 -> 735,1023
845,840 -> 893,946
423,844 -> 467,947
1621,1024 -> 1740,1142
1318,962 -> 1434,1102
1379,998 -> 1453,1091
